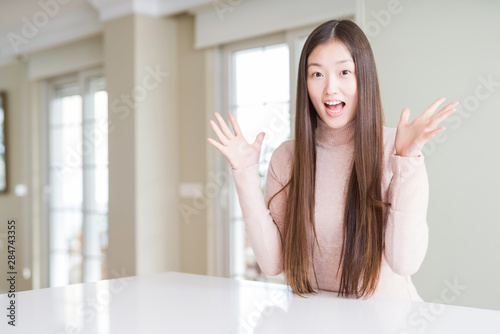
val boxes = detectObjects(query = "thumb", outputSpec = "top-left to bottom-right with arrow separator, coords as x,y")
253,132 -> 266,147
399,108 -> 410,126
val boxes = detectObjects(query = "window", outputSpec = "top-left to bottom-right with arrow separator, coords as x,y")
221,28 -> 313,284
229,43 -> 290,284
47,70 -> 108,287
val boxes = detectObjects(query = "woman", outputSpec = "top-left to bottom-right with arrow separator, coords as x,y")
207,19 -> 458,301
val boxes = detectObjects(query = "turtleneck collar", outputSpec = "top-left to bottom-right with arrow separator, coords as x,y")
315,113 -> 356,147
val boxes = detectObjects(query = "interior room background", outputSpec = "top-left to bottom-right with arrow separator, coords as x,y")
0,0 -> 498,312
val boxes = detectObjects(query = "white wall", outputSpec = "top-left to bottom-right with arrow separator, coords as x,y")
364,0 -> 500,310
194,0 -> 356,48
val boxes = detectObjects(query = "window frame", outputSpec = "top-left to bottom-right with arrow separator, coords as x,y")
207,24 -> 318,279
42,67 -> 108,288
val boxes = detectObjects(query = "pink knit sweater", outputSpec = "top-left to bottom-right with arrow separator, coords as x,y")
230,114 -> 429,301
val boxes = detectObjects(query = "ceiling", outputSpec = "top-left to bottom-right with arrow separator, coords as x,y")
0,0 -> 213,67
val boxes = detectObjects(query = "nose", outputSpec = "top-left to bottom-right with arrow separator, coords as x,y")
325,75 -> 341,96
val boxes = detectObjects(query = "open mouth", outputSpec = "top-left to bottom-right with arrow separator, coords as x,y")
324,100 -> 345,116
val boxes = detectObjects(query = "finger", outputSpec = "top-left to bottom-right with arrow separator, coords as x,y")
423,97 -> 446,118
209,120 -> 230,146
228,113 -> 243,136
427,101 -> 459,129
427,107 -> 456,130
440,101 -> 459,111
207,137 -> 229,155
253,132 -> 266,148
399,108 -> 410,126
433,101 -> 459,117
423,126 -> 446,141
215,112 -> 235,139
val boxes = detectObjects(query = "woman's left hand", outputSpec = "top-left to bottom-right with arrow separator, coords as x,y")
394,97 -> 459,157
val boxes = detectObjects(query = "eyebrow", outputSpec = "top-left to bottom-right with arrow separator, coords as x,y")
307,59 -> 354,68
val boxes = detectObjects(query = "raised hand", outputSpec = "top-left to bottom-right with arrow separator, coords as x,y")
395,97 -> 459,157
207,112 -> 266,170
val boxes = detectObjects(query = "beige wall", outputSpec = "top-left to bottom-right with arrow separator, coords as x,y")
104,13 -> 209,277
177,14 -> 208,275
364,0 -> 500,310
0,62 -> 32,293
104,14 -> 138,278
104,14 -> 181,278
134,14 -> 180,276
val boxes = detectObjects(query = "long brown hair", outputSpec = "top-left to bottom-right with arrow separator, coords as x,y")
268,19 -> 390,298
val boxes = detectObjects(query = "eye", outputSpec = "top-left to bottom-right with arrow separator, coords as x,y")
311,72 -> 323,78
340,70 -> 351,76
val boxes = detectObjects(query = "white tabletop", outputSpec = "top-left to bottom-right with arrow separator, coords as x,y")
1,271 -> 499,333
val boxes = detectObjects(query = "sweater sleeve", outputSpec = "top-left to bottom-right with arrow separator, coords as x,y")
230,144 -> 290,276
384,152 -> 430,277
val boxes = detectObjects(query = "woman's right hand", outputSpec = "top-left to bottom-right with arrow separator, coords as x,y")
207,112 -> 266,170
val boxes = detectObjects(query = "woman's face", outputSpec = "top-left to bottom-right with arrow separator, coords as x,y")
306,40 -> 358,128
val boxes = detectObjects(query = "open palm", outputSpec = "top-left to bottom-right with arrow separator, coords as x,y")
207,112 -> 266,170
395,97 -> 459,157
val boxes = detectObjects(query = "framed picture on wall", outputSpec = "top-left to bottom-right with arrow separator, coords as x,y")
0,91 -> 6,193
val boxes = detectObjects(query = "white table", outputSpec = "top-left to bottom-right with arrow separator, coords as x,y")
1,271 -> 499,333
